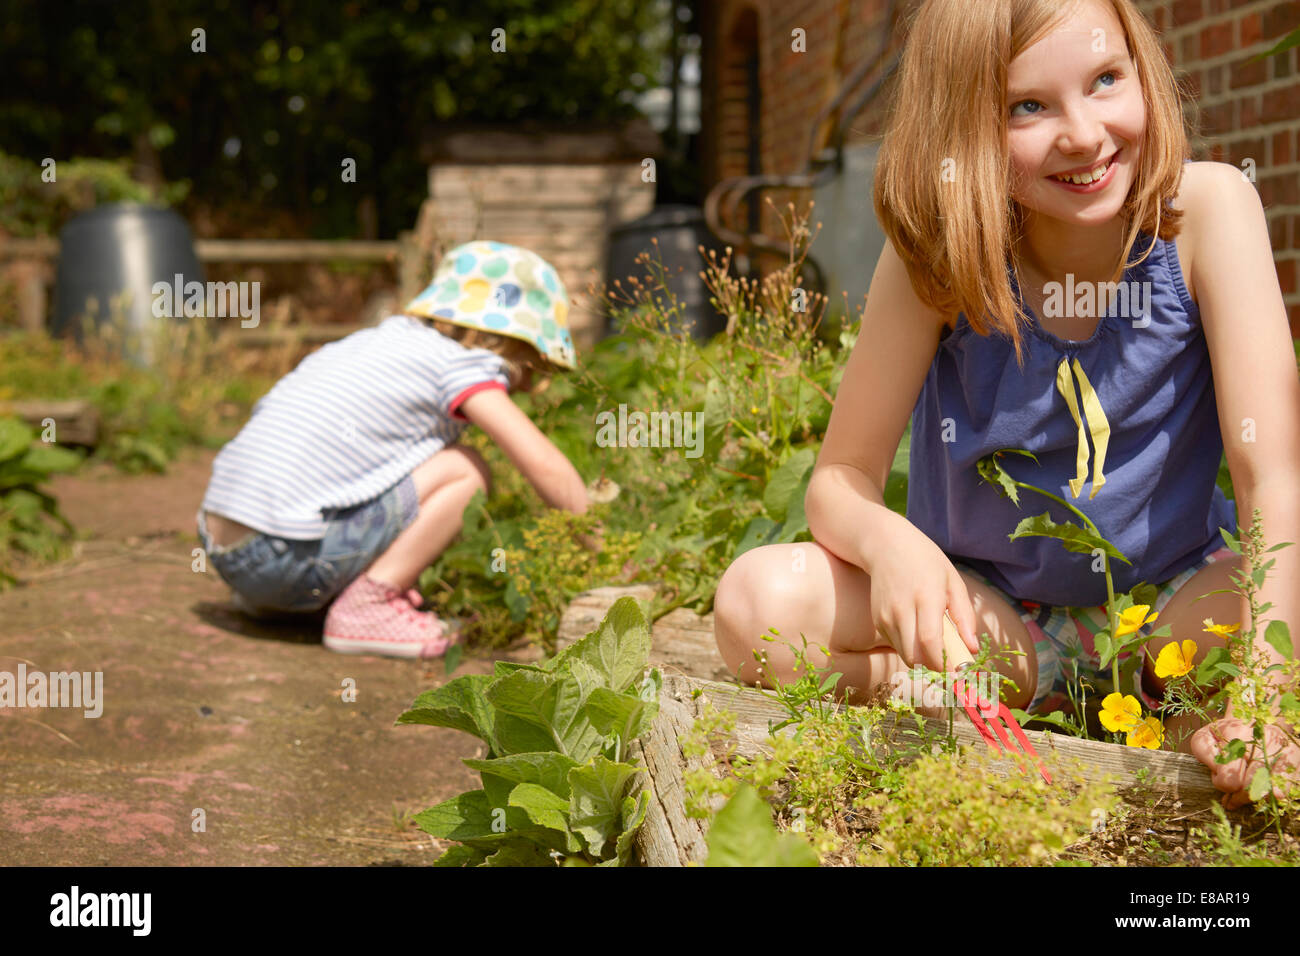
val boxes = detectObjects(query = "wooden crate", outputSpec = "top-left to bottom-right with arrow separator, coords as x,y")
557,584 -> 1224,866
0,399 -> 100,446
632,674 -> 1225,866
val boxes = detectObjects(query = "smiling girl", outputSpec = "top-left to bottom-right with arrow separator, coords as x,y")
713,0 -> 1300,805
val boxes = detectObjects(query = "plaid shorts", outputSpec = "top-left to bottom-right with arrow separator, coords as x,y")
951,546 -> 1238,715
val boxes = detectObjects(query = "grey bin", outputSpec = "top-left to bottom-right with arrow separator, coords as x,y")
50,203 -> 205,365
605,204 -> 727,341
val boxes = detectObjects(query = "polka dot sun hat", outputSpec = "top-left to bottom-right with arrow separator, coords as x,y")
403,240 -> 577,370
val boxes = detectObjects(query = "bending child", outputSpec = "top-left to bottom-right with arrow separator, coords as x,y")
197,241 -> 589,658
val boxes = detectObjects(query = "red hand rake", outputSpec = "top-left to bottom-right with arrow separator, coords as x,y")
941,612 -> 1052,785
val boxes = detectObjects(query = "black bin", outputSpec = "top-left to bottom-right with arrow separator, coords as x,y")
605,204 -> 727,341
50,203 -> 205,364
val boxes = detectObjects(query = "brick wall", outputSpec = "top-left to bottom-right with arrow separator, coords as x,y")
415,122 -> 660,348
1140,0 -> 1300,331
700,0 -> 1300,333
422,165 -> 653,347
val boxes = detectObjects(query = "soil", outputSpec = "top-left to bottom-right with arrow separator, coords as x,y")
0,447 -> 540,865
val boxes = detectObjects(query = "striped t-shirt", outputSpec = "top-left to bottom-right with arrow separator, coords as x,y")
199,314 -> 510,539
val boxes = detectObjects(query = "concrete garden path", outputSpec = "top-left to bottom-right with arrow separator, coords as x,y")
0,447 -> 538,865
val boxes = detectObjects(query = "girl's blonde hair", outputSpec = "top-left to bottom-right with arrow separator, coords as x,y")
872,0 -> 1196,369
414,316 -> 553,391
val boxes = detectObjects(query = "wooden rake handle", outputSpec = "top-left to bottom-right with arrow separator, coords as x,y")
939,611 -> 975,671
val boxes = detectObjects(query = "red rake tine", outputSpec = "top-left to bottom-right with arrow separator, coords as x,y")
1000,702 -> 1053,785
953,676 -> 1004,754
954,673 -> 1053,785
942,612 -> 1051,784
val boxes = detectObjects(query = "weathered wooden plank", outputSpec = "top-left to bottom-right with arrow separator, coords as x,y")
631,686 -> 711,867
194,240 -> 399,262
1,399 -> 99,446
0,238 -> 400,264
667,675 -> 1223,809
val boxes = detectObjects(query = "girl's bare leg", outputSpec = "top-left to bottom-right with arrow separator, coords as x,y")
363,445 -> 491,592
713,541 -> 1039,714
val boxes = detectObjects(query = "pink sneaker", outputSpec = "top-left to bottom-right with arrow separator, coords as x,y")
323,575 -> 458,658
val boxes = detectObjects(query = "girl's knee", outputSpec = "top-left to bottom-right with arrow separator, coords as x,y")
413,444 -> 492,500
714,546 -> 810,668
450,444 -> 492,496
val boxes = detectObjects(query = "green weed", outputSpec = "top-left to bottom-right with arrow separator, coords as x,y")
0,416 -> 83,587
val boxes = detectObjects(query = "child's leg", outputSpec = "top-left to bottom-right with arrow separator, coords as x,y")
363,445 -> 491,591
712,541 -> 1038,714
321,445 -> 490,658
1137,546 -> 1242,753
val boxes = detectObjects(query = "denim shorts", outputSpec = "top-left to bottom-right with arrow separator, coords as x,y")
197,475 -> 419,615
951,546 -> 1238,716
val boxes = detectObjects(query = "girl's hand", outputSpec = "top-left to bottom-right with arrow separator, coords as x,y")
1189,717 -> 1300,808
867,527 -> 980,673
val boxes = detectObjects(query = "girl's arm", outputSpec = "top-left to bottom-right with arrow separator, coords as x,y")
807,238 -> 947,574
457,387 -> 589,514
1194,162 -> 1300,696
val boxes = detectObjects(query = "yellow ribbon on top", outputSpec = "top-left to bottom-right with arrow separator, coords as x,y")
1054,356 -> 1110,499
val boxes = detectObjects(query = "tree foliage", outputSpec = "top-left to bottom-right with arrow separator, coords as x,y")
1,0 -> 665,236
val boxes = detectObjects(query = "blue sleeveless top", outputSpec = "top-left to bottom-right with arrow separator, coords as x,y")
905,230 -> 1238,606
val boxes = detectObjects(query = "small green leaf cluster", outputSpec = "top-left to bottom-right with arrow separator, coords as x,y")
0,150 -> 188,239
0,417 -> 82,588
686,634 -> 1122,866
702,784 -> 818,867
857,749 -> 1119,866
397,596 -> 660,866
423,486 -> 642,652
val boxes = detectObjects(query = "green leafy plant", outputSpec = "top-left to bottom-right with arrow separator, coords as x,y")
1179,515 -> 1300,838
420,487 -> 642,653
684,636 -> 1119,866
419,201 -> 848,652
0,150 -> 189,240
857,746 -> 1117,866
978,447 -> 1300,835
703,784 -> 818,867
978,448 -> 1167,738
0,416 -> 83,587
0,321 -> 276,473
396,596 -> 660,866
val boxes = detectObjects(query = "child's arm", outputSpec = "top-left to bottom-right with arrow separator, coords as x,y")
457,387 -> 589,514
1183,163 -> 1300,802
806,239 -> 981,665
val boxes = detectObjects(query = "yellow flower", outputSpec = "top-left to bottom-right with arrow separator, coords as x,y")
1099,693 -> 1142,733
1114,604 -> 1158,638
1126,715 -> 1164,750
1154,639 -> 1198,679
1202,618 -> 1241,638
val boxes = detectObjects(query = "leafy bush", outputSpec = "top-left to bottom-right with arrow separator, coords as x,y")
0,325 -> 276,473
420,201 -> 847,651
703,784 -> 818,867
0,150 -> 188,239
397,596 -> 659,866
0,416 -> 83,587
857,748 -> 1115,866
